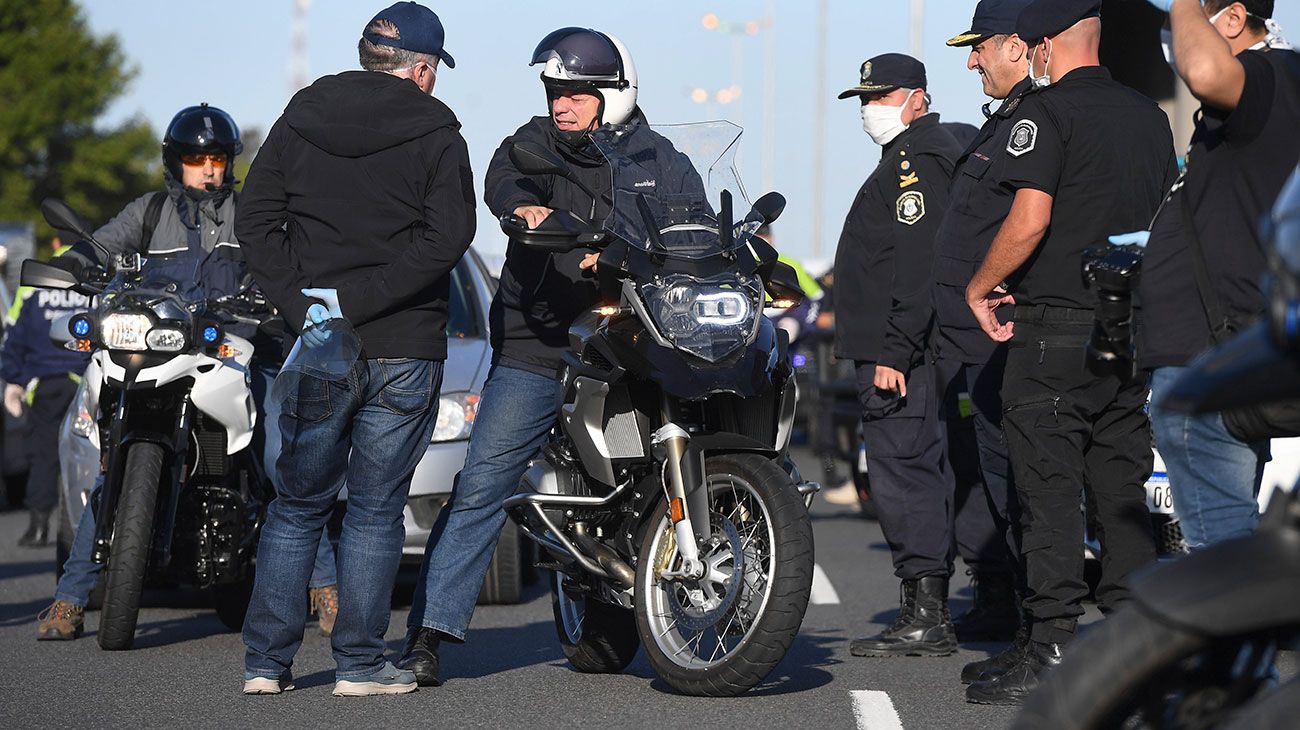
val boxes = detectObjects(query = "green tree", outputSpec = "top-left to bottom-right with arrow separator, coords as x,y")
0,0 -> 157,256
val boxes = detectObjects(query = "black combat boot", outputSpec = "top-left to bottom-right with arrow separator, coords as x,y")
965,638 -> 1067,705
961,621 -> 1029,684
953,570 -> 1020,642
396,626 -> 442,687
18,510 -> 50,548
850,576 -> 957,657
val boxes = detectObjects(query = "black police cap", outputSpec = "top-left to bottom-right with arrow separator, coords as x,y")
838,53 -> 927,100
1016,0 -> 1102,45
947,0 -> 1036,47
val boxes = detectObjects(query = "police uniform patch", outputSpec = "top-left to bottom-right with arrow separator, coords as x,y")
896,190 -> 925,225
1007,119 -> 1038,157
899,172 -> 919,188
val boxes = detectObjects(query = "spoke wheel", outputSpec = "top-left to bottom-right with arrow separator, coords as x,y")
635,453 -> 813,696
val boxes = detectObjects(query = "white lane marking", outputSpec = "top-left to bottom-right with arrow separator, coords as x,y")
851,690 -> 904,730
811,563 -> 841,604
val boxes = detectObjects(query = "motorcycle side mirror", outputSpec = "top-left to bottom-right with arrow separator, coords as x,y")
508,143 -> 602,220
20,259 -> 79,291
40,198 -> 112,260
510,142 -> 572,178
750,191 -> 786,225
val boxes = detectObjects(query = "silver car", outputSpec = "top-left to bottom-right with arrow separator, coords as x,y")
56,247 -> 528,603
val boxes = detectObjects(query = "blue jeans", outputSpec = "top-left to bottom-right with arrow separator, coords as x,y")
244,358 -> 443,679
1151,366 -> 1269,550
53,365 -> 336,607
409,364 -> 560,641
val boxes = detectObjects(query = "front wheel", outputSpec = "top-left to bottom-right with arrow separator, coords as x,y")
98,443 -> 164,651
635,453 -> 814,696
552,571 -> 640,673
1015,605 -> 1279,729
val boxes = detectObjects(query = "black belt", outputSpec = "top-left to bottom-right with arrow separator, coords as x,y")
1012,304 -> 1093,324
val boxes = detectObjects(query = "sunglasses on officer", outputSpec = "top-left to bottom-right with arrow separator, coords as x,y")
180,152 -> 228,168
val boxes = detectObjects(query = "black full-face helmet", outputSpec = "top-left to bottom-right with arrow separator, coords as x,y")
161,103 -> 242,186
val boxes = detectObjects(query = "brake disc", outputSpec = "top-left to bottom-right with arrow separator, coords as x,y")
665,514 -> 745,634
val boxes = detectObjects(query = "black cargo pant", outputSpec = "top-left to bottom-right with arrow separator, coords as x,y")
857,360 -> 952,580
935,350 -> 1020,577
1001,310 -> 1157,644
25,376 -> 79,514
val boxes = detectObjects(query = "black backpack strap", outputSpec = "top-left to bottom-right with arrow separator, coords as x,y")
1181,192 -> 1235,345
139,191 -> 167,250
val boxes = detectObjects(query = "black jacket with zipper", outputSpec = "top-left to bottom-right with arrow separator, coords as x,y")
236,70 -> 476,360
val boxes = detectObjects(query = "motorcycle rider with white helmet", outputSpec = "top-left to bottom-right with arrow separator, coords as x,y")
398,27 -> 701,685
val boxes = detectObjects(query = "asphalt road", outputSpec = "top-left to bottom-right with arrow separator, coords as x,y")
0,449 -> 1027,730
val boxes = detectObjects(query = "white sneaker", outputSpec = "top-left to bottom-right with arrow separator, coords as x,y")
243,671 -> 295,695
333,661 -> 418,697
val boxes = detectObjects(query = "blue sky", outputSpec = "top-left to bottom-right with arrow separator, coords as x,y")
83,1 -> 1300,268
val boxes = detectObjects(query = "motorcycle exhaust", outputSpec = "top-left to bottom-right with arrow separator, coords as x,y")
572,523 -> 635,589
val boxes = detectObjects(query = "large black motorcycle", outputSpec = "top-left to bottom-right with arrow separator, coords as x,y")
501,122 -> 816,696
1015,171 -> 1300,728
27,200 -> 270,650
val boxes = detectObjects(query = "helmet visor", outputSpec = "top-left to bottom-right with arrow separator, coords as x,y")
530,27 -> 624,82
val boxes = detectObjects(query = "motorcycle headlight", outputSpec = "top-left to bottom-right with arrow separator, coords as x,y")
145,327 -> 187,352
642,274 -> 760,362
99,313 -> 153,351
431,391 -> 480,443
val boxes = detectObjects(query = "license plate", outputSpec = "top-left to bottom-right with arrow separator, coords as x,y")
1146,472 -> 1176,515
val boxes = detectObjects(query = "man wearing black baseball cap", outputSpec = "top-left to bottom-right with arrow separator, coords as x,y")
834,53 -> 966,659
961,0 -> 1175,705
925,0 -> 1036,669
238,2 -> 475,697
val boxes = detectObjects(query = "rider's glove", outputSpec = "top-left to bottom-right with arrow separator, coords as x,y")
301,287 -> 344,348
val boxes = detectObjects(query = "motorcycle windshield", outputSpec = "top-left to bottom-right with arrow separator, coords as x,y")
590,120 -> 758,260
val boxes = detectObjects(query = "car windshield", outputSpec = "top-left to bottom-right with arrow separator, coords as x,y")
590,120 -> 761,260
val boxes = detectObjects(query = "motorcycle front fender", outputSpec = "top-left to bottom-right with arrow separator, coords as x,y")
1132,528 -> 1300,638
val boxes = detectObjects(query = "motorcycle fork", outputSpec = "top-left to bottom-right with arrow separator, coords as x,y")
652,398 -> 711,581
91,390 -> 130,564
155,394 -> 195,567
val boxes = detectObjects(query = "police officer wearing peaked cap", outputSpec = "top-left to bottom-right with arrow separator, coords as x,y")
961,0 -> 1177,705
925,0 -> 1038,665
832,53 -> 966,659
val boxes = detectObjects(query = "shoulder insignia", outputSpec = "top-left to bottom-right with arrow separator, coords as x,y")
900,160 -> 911,171
1007,119 -> 1038,157
998,96 -> 1023,118
896,190 -> 925,225
899,172 -> 920,188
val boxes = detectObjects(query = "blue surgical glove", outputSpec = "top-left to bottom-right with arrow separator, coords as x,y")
1146,0 -> 1174,12
301,287 -> 344,348
1108,231 -> 1150,248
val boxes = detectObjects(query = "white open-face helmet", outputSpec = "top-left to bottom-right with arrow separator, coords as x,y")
531,27 -> 638,126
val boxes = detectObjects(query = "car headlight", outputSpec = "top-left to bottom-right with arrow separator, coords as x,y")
431,391 -> 480,442
99,313 -> 153,351
642,274 -> 760,362
71,401 -> 95,439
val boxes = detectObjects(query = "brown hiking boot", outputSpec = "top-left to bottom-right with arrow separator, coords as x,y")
37,600 -> 84,641
310,585 -> 338,637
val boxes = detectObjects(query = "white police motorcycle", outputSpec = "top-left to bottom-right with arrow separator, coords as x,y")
30,199 -> 268,650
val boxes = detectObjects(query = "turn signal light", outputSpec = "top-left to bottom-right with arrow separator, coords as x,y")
73,339 -> 92,352
771,298 -> 796,309
669,497 -> 685,524
217,345 -> 241,359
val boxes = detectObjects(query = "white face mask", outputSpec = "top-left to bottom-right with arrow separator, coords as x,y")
1028,41 -> 1052,89
861,89 -> 917,146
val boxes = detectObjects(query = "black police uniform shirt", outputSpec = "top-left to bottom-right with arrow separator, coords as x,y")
1139,48 -> 1300,370
932,77 -> 1035,364
832,113 -> 963,370
995,67 -> 1177,312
